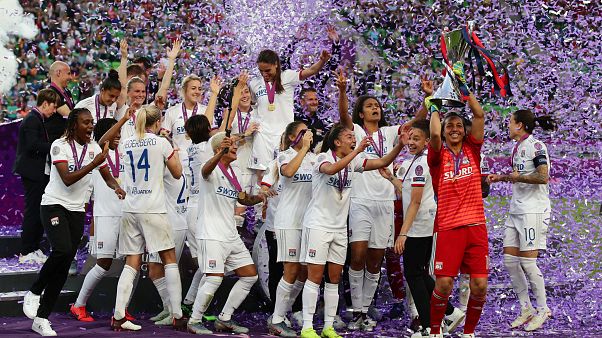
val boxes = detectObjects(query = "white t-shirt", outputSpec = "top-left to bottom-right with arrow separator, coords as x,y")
116,104 -> 137,142
42,138 -> 106,212
164,168 -> 188,231
186,141 -> 213,204
92,147 -> 124,217
121,133 -> 175,213
397,152 -> 436,237
509,135 -> 551,214
248,69 -> 303,136
162,102 -> 208,159
261,159 -> 283,232
75,93 -> 117,124
302,152 -> 367,232
351,123 -> 399,201
196,162 -> 243,242
274,148 -> 316,230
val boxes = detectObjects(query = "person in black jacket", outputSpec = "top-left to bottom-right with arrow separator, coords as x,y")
13,89 -> 60,264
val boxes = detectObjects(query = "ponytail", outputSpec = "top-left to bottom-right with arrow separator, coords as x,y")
513,109 -> 557,133
135,104 -> 161,139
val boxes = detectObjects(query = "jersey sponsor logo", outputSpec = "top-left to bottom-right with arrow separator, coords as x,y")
176,126 -> 186,135
216,186 -> 239,199
308,249 -> 316,258
127,186 -> 152,195
415,165 -> 424,176
255,88 -> 267,97
534,150 -> 546,156
443,166 -> 473,181
326,176 -> 352,189
293,173 -> 313,182
365,145 -> 388,156
435,261 -> 443,270
413,177 -> 425,183
288,248 -> 297,257
97,241 -> 103,249
208,260 -> 216,268
50,217 -> 59,226
124,138 -> 158,148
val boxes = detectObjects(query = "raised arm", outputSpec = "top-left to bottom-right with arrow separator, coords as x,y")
336,69 -> 353,129
428,98 -> 442,152
468,94 -> 485,141
218,72 -> 248,132
364,132 -> 407,171
55,142 -> 109,187
299,50 -> 331,81
201,137 -> 231,179
116,39 -> 129,108
281,131 -> 313,177
98,108 -> 131,146
203,75 -> 224,126
155,38 -> 181,102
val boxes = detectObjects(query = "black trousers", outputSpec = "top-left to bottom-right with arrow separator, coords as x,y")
403,236 -> 453,328
30,205 -> 84,318
20,176 -> 49,255
265,230 -> 283,312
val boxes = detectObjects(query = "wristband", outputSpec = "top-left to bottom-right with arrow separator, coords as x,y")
398,233 -> 407,238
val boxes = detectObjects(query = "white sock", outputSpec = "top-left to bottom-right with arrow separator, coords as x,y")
219,275 -> 258,321
504,254 -> 532,310
184,269 -> 204,305
164,263 -> 183,319
302,280 -> 320,330
323,283 -> 339,329
272,278 -> 294,324
75,264 -> 108,307
348,268 -> 364,312
458,273 -> 471,312
114,265 -> 137,320
520,257 -> 547,310
191,276 -> 222,321
362,270 -> 380,313
405,282 -> 419,318
152,277 -> 171,312
286,280 -> 305,313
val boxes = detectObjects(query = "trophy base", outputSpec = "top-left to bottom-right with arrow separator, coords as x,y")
431,98 -> 465,108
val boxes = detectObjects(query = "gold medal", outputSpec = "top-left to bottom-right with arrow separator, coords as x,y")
238,191 -> 247,200
268,103 -> 275,111
116,177 -> 121,186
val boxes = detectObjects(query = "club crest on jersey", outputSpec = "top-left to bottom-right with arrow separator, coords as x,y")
462,157 -> 470,165
288,249 -> 297,257
534,142 -> 543,150
50,217 -> 59,226
97,241 -> 103,249
308,249 -> 316,258
415,165 -> 424,176
52,146 -> 61,156
521,150 -> 526,157
208,260 -> 216,268
435,261 -> 443,270
89,151 -> 95,159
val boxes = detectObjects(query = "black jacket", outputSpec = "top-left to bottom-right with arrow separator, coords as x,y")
13,111 -> 51,181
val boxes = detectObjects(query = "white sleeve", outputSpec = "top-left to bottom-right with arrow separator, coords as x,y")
315,153 -> 332,173
282,69 -> 303,87
162,109 -> 174,133
261,161 -> 278,187
160,137 -> 175,161
352,153 -> 367,173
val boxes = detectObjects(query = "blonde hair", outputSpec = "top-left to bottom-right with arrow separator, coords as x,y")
181,74 -> 203,97
135,104 -> 161,139
210,131 -> 227,153
127,76 -> 145,92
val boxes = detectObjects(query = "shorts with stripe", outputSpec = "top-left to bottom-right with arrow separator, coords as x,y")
503,212 -> 550,251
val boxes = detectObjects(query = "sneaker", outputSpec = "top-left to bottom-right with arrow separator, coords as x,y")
367,305 -> 383,322
510,306 -> 536,328
268,317 -> 297,337
321,326 -> 343,338
150,309 -> 170,322
300,327 -> 321,338
124,308 -> 136,321
173,316 -> 188,331
361,316 -> 375,332
283,314 -> 292,328
68,260 -> 78,276
23,291 -> 40,319
33,250 -> 48,263
444,307 -> 465,333
32,317 -> 57,336
187,319 -> 212,334
19,251 -> 45,264
333,315 -> 346,330
181,302 -> 193,317
69,304 -> 94,322
524,308 -> 551,331
291,310 -> 303,328
411,327 -> 430,338
347,312 -> 364,331
154,315 -> 173,326
110,316 -> 141,331
214,318 -> 249,334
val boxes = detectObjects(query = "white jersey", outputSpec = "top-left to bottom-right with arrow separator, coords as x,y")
92,147 -> 124,217
162,102 -> 207,159
196,162 -> 243,242
42,138 -> 105,212
397,152 -> 436,237
75,93 -> 117,124
302,152 -> 367,232
231,108 -> 255,170
261,159 -> 283,232
351,123 -> 399,201
274,148 -> 316,230
116,104 -> 137,141
509,135 -> 551,214
186,141 -> 213,204
164,167 -> 188,231
122,133 -> 175,213
248,69 -> 302,136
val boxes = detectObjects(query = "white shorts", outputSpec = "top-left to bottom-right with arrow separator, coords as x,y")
503,212 -> 550,251
348,199 -> 394,249
149,229 -> 187,263
248,132 -> 279,171
186,204 -> 200,258
276,229 -> 303,263
197,237 -> 254,274
119,212 -> 175,255
93,216 -> 123,259
300,227 -> 347,265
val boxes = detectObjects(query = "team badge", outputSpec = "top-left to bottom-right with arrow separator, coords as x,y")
435,261 -> 443,270
462,157 -> 470,165
50,217 -> 59,226
52,146 -> 61,156
288,248 -> 297,257
208,260 -> 216,268
521,150 -> 526,157
308,249 -> 316,258
89,151 -> 94,159
415,165 -> 423,176
97,241 -> 103,249
534,142 -> 543,150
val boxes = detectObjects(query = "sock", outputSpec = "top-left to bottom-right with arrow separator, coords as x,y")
348,268 -> 364,313
184,269 -> 204,305
164,263 -> 183,319
429,289 -> 449,334
114,265 -> 137,320
362,270 -> 380,313
405,282 -> 419,318
458,274 -> 471,312
286,280 -> 305,313
219,275 -> 258,321
272,278 -> 294,324
504,254 -> 532,310
520,257 -> 547,310
302,280 -> 320,330
323,283 -> 339,329
191,276 -> 222,321
74,264 -> 108,307
463,294 -> 486,334
127,271 -> 140,308
152,277 -> 171,312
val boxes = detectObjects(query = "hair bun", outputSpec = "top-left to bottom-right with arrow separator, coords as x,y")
108,69 -> 119,80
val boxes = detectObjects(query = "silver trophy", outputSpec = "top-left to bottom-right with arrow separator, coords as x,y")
431,22 -> 475,108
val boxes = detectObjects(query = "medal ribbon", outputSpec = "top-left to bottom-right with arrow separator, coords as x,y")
106,148 -> 120,178
362,126 -> 384,157
218,162 -> 242,192
95,94 -> 108,121
510,133 -> 530,168
237,108 -> 252,134
331,151 -> 348,195
69,141 -> 88,170
50,83 -> 74,109
182,102 -> 199,122
264,81 -> 276,106
290,129 -> 308,148
447,148 -> 464,177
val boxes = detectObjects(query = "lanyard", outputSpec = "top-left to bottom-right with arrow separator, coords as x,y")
182,102 -> 199,122
331,151 -> 348,197
264,81 -> 276,105
237,108 -> 252,134
95,94 -> 108,121
69,141 -> 88,170
511,134 -> 529,168
290,129 -> 308,148
362,125 -> 384,157
218,162 -> 242,192
50,83 -> 74,110
106,148 -> 120,177
447,147 -> 465,177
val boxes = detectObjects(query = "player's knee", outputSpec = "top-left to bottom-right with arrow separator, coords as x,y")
435,277 -> 454,294
470,278 -> 488,296
96,258 -> 112,271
